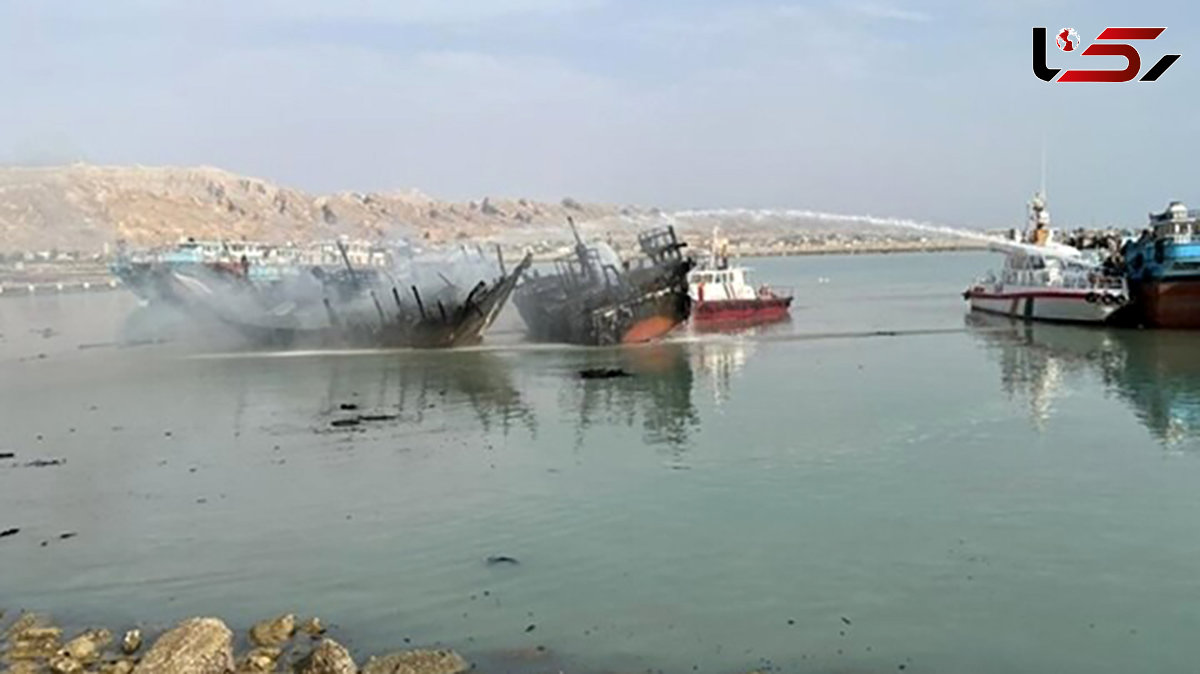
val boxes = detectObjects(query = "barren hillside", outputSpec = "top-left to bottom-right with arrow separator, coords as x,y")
0,164 -> 632,252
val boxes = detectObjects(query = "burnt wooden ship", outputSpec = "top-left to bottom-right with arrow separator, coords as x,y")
514,219 -> 693,345
120,242 -> 531,349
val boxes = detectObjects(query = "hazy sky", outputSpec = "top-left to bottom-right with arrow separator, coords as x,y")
0,0 -> 1195,228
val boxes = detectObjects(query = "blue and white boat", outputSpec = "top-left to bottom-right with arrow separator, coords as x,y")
1121,201 -> 1200,329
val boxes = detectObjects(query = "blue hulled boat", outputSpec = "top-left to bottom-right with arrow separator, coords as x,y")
1122,201 -> 1200,328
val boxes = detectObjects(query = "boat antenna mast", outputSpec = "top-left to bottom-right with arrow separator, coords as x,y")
1027,138 -> 1051,242
1039,135 -> 1047,202
567,216 -> 594,281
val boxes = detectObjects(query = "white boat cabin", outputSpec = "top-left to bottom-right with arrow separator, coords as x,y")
982,252 -> 1122,291
688,267 -> 758,302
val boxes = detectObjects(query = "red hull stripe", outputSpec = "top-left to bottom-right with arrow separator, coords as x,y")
694,298 -> 791,322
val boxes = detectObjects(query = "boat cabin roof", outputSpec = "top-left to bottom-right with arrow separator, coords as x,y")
690,268 -> 748,283
1149,201 -> 1200,230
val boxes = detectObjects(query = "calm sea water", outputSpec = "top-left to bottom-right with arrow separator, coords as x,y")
3,252 -> 1200,673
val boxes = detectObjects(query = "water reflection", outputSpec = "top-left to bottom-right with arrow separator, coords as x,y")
561,337 -> 759,451
967,313 -> 1200,446
567,344 -> 700,449
688,337 -> 756,406
317,350 -> 537,438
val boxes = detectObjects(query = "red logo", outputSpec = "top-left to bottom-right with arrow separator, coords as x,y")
1056,27 -> 1080,52
1033,26 -> 1180,82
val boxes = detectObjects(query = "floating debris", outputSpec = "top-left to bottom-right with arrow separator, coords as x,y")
0,527 -> 19,538
356,414 -> 398,422
485,555 -> 520,566
0,452 -> 14,459
25,458 -> 65,468
339,403 -> 359,411
330,419 -> 361,428
579,368 -> 630,380
59,532 -> 77,540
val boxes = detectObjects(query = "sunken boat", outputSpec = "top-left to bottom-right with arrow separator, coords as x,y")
118,240 -> 531,349
514,218 -> 693,345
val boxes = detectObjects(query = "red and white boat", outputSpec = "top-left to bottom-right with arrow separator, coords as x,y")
963,192 -> 1131,324
688,229 -> 792,325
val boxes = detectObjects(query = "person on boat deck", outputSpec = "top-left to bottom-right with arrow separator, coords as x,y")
1031,221 -> 1050,246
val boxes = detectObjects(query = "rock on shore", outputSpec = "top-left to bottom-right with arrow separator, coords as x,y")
361,649 -> 470,674
60,628 -> 112,663
295,639 -> 356,674
4,613 -> 62,661
248,613 -> 295,648
132,617 -> 233,674
3,613 -> 473,674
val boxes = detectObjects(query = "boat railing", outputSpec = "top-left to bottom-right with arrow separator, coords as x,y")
761,285 -> 794,299
999,268 -> 1124,290
637,226 -> 687,263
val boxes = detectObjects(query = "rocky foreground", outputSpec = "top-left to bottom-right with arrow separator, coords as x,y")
2,612 -> 468,674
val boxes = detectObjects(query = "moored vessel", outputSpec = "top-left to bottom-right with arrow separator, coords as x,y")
687,229 -> 792,326
963,192 -> 1131,324
1121,201 -> 1200,329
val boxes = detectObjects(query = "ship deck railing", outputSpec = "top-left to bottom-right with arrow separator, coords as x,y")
990,269 -> 1125,290
637,226 -> 686,263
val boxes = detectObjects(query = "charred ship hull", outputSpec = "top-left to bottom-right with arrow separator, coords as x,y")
125,249 -> 530,347
166,253 -> 531,349
514,224 -> 693,346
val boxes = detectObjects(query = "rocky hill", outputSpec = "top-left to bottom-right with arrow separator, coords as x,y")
0,164 -> 633,253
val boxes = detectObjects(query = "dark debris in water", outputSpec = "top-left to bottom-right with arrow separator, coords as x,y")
486,555 -> 520,566
0,452 -> 14,460
339,403 -> 359,411
0,528 -> 18,538
579,367 -> 631,380
357,414 -> 398,422
330,412 -> 399,428
24,458 -> 65,468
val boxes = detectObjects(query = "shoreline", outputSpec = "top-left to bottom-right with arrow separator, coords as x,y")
0,245 -> 982,298
1,611 -> 774,674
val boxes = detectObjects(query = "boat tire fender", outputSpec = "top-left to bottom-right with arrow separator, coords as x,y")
1085,292 -> 1098,304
